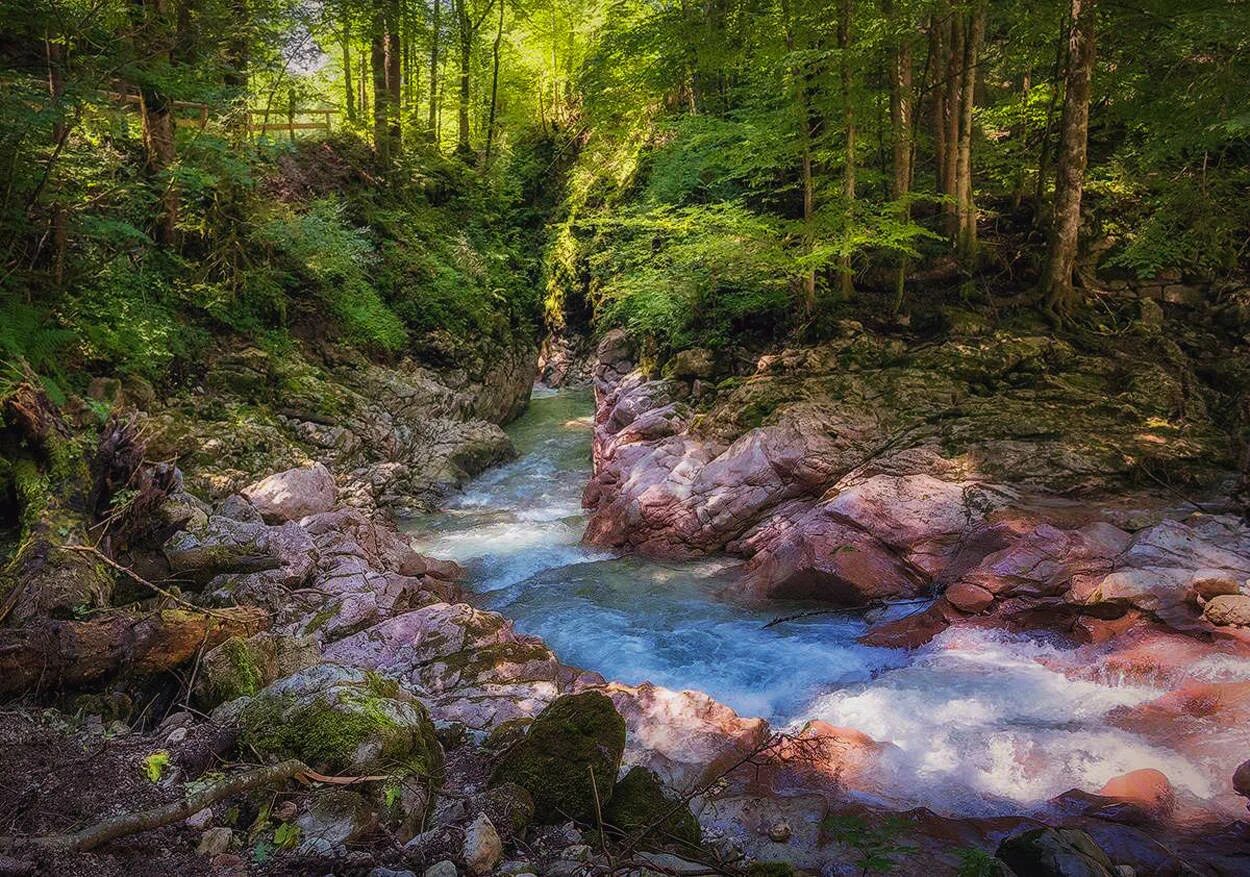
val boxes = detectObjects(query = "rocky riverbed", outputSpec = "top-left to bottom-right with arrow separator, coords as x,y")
2,325 -> 1250,877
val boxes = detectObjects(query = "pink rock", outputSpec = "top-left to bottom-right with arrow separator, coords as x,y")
242,463 -> 336,523
1098,768 -> 1176,817
945,581 -> 994,613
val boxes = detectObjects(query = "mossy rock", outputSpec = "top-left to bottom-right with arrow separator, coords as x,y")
489,691 -> 626,824
746,864 -> 797,877
237,664 -> 443,778
195,631 -> 320,709
995,827 -> 1114,877
602,766 -> 700,849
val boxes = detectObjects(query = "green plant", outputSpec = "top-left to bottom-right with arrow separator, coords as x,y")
143,750 -> 171,783
824,814 -> 919,877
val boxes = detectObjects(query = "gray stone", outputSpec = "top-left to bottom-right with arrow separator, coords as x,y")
197,827 -> 232,856
462,813 -> 502,876
424,861 -> 458,877
996,828 -> 1115,877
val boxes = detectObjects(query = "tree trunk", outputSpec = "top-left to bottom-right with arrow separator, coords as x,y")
1041,0 -> 1096,316
455,0 -> 473,156
130,0 -> 178,247
782,0 -> 815,314
885,0 -> 913,306
429,0 -> 441,144
837,0 -> 855,300
941,7 -> 962,240
44,37 -> 68,288
484,0 -> 505,162
385,1 -> 402,156
371,4 -> 391,163
342,8 -> 356,124
955,0 -> 985,264
929,5 -> 947,198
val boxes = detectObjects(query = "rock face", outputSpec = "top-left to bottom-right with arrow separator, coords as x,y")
996,828 -> 1115,877
242,463 -> 337,522
148,341 -> 532,514
490,691 -> 628,823
581,326 -> 1249,635
1204,594 -> 1250,627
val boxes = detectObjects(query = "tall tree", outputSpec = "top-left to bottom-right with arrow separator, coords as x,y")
837,0 -> 856,299
129,0 -> 178,246
453,0 -> 498,157
428,0 -> 441,144
884,0 -> 915,305
484,0 -> 505,162
955,0 -> 985,263
1041,0 -> 1096,316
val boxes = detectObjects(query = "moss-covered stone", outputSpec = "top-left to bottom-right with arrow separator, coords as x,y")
602,766 -> 700,849
237,665 -> 443,778
195,631 -> 320,709
745,864 -> 797,877
489,691 -> 627,824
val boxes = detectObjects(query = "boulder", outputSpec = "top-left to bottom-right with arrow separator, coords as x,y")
667,348 -> 717,381
234,664 -> 443,777
490,691 -> 627,824
602,767 -> 700,848
296,789 -> 378,849
462,813 -> 503,876
195,631 -> 320,709
1234,760 -> 1250,801
242,463 -> 336,523
996,828 -> 1115,877
1096,769 -> 1175,818
946,581 -> 995,614
1204,594 -> 1250,627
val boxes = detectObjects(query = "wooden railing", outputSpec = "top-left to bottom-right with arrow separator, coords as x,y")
247,107 -> 340,138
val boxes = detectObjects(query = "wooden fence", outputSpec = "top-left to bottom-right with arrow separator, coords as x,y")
111,90 -> 340,138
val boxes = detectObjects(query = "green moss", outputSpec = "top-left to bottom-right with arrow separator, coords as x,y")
201,637 -> 266,706
602,766 -> 700,849
490,691 -> 627,824
304,607 -> 337,636
238,679 -> 443,780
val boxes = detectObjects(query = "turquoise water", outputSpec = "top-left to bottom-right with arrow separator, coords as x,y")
404,388 -> 1248,817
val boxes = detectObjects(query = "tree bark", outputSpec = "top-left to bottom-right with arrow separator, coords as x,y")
428,0 -> 441,144
455,0 -> 472,156
885,0 -> 914,307
0,607 -> 268,695
130,0 -> 178,247
1041,0 -> 1096,315
371,3 -> 391,162
484,0 -> 505,162
941,8 -> 962,240
342,6 -> 356,124
928,5 -> 947,198
955,0 -> 985,264
385,0 -> 402,155
781,0 -> 815,314
837,0 -> 855,300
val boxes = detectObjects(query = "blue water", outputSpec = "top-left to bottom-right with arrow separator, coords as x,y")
404,387 -> 1248,817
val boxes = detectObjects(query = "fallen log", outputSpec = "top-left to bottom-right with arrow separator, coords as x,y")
0,606 -> 268,695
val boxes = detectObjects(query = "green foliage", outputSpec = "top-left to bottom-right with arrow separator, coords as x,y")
824,814 -> 919,877
143,750 -> 171,783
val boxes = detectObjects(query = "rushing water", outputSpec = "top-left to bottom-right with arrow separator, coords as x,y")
406,387 -> 1250,819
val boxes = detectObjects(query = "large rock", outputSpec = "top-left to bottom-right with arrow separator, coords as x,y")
1096,769 -> 1175,818
1204,594 -> 1250,627
996,828 -> 1115,877
602,767 -> 700,848
241,463 -> 337,523
233,664 -> 443,777
195,631 -> 320,708
490,691 -> 627,824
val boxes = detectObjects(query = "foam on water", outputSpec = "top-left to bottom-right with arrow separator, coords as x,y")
404,386 -> 1244,818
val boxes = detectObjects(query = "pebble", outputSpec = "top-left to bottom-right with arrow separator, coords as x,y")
424,861 -> 458,877
561,844 -> 592,861
164,726 -> 189,746
184,807 -> 213,830
767,820 -> 792,843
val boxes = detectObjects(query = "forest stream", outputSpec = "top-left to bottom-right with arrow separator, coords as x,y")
406,387 -> 1250,824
